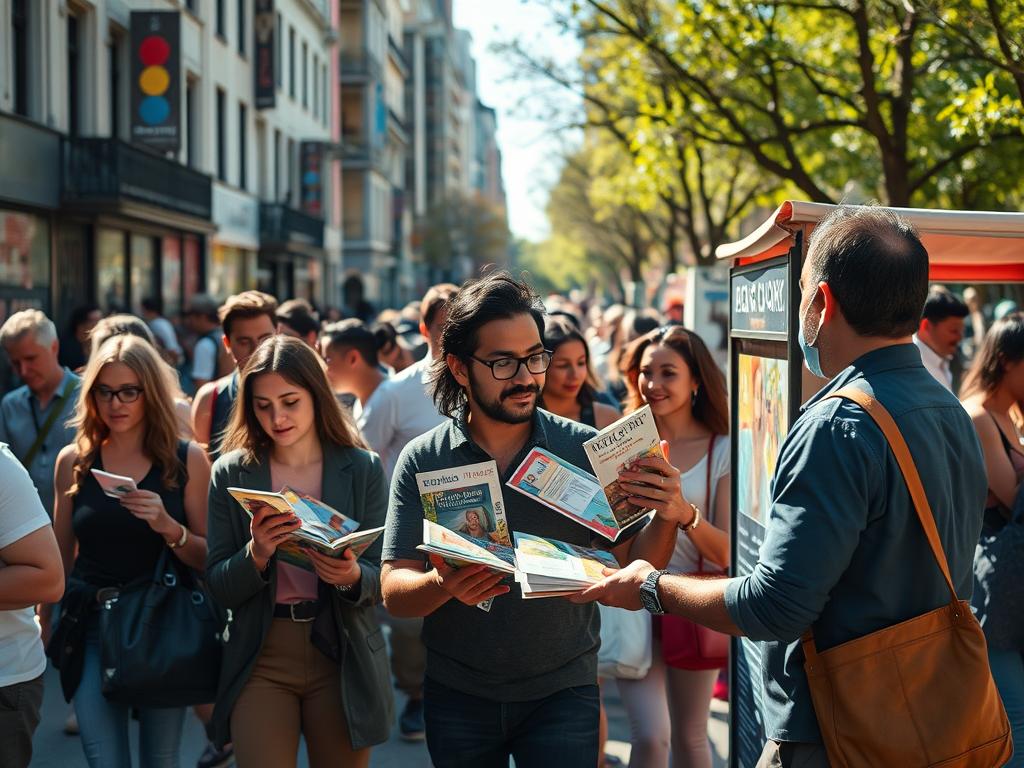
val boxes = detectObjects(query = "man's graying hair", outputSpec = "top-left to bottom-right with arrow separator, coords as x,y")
429,272 -> 545,418
0,309 -> 58,348
806,206 -> 929,338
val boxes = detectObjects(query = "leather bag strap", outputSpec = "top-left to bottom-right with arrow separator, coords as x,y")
827,386 -> 958,602
696,434 -> 716,573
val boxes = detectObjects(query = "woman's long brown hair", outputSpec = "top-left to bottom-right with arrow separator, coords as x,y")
68,335 -> 183,495
621,326 -> 729,436
220,335 -> 367,464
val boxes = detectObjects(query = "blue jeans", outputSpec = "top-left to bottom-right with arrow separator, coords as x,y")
423,677 -> 600,768
990,647 -> 1024,768
73,620 -> 186,768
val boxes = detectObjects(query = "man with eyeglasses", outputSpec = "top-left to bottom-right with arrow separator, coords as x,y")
380,272 -> 684,768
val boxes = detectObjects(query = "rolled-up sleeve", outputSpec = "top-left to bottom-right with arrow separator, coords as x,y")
724,410 -> 881,642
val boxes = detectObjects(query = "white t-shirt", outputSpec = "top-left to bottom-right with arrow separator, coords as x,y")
149,316 -> 183,356
191,334 -> 220,382
668,436 -> 730,575
0,443 -> 51,687
356,357 -> 445,481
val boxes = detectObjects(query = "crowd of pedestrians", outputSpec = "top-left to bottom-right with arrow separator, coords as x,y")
0,204 -> 1020,768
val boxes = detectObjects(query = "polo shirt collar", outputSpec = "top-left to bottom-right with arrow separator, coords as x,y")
801,343 -> 921,412
28,366 -> 76,407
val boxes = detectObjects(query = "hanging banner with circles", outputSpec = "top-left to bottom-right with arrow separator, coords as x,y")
130,11 -> 181,152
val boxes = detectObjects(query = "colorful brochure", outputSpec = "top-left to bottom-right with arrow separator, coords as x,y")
91,469 -> 139,498
416,519 -> 516,574
582,405 -> 663,530
513,532 -> 619,599
227,486 -> 383,571
416,461 -> 512,611
507,446 -> 621,540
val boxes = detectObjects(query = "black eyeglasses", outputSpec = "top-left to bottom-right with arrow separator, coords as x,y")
469,351 -> 553,380
93,386 -> 144,404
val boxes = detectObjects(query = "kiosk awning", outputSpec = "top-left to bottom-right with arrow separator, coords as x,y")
716,202 -> 1024,280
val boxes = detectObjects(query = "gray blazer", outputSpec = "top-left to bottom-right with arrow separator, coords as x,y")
206,443 -> 394,750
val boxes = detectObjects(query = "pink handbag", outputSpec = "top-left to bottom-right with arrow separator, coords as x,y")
659,436 -> 730,671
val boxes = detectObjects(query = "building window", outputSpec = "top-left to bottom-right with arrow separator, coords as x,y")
313,54 -> 319,119
275,12 -> 282,88
12,0 -> 29,117
274,129 -> 282,199
216,88 -> 227,182
186,0 -> 197,12
68,13 -> 81,136
289,27 -> 296,99
186,79 -> 197,167
302,41 -> 308,109
238,102 -> 248,190
287,138 -> 296,206
322,63 -> 328,126
216,0 -> 226,40
237,0 -> 246,56
108,40 -> 120,139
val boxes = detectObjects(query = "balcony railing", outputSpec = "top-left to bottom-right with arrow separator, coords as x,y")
61,137 -> 212,220
340,52 -> 381,79
341,137 -> 386,169
260,203 -> 324,249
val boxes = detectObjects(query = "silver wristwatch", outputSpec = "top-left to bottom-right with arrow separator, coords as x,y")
639,569 -> 668,615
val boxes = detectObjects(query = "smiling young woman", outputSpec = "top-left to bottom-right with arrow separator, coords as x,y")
205,335 -> 392,768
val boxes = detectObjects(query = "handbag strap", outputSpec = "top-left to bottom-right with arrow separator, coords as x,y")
22,377 -> 76,469
827,386 -> 958,603
696,434 -> 716,573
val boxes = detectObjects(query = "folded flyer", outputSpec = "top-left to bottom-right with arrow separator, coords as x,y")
227,486 -> 383,571
506,447 -> 621,540
582,405 -> 663,530
513,532 -> 619,599
416,460 -> 512,611
416,519 -> 516,574
91,468 -> 138,498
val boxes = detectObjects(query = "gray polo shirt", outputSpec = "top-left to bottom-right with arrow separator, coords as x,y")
0,368 -> 81,516
382,408 -> 603,702
724,344 -> 986,743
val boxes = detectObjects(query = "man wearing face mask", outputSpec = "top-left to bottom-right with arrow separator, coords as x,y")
574,206 -> 988,767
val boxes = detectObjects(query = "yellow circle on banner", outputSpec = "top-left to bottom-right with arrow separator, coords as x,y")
139,66 -> 170,96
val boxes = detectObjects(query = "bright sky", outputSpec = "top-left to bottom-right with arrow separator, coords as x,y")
452,0 -> 581,242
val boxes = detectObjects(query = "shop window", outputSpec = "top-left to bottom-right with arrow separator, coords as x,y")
183,235 -> 201,300
209,244 -> 246,299
162,236 -> 182,318
130,234 -> 156,315
0,211 -> 50,291
97,228 -> 127,313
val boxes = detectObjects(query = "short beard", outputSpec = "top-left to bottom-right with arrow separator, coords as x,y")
467,368 -> 540,425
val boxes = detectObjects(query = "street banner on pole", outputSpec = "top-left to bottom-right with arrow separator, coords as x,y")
129,11 -> 181,152
254,0 -> 276,109
299,141 -> 324,218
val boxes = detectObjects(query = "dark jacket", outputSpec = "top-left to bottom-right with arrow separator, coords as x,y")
205,443 -> 393,749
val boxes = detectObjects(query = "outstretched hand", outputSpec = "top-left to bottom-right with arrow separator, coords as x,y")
570,559 -> 656,611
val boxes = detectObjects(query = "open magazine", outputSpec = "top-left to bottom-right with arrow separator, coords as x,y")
417,522 -> 618,600
513,532 -> 620,599
506,405 -> 662,541
227,486 -> 384,571
416,461 -> 512,611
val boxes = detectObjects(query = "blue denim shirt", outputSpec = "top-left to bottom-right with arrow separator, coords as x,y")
724,344 -> 986,743
0,368 -> 80,517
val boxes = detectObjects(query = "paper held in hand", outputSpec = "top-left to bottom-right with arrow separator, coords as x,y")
91,469 -> 139,498
417,518 -> 516,574
416,460 -> 513,611
513,531 -> 620,599
226,486 -> 383,571
506,405 -> 663,541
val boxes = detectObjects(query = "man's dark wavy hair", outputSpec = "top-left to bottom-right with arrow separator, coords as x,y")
429,272 -> 545,418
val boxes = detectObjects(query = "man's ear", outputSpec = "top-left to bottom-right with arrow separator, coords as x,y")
448,353 -> 469,388
819,281 -> 837,322
50,338 -> 60,357
222,333 -> 232,352
420,321 -> 429,341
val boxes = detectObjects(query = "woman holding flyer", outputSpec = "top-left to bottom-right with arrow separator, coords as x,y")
52,334 -> 211,768
614,325 -> 730,768
206,335 -> 392,768
542,315 -> 621,429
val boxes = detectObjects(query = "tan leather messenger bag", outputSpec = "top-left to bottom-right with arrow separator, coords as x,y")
801,387 -> 1012,767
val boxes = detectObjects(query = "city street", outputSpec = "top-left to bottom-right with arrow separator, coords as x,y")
32,662 -> 730,767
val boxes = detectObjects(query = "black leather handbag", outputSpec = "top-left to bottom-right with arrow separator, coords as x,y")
99,546 -> 223,708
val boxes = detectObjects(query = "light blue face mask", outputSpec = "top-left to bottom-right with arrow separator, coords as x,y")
799,309 -> 826,379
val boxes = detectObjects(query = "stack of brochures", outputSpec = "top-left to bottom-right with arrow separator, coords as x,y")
513,532 -> 620,599
417,521 -> 618,600
227,486 -> 384,571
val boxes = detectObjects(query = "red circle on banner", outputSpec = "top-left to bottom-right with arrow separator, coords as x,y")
139,35 -> 170,66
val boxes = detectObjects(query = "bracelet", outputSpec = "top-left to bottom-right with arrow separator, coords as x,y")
168,523 -> 188,549
680,504 -> 702,532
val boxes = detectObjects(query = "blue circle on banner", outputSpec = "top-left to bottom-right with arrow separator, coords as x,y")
140,96 -> 170,125
303,171 -> 320,185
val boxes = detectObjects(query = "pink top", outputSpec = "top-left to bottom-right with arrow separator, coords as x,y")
270,469 -> 320,605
